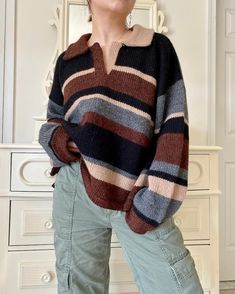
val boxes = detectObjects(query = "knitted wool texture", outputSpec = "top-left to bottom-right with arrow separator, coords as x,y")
39,24 -> 189,234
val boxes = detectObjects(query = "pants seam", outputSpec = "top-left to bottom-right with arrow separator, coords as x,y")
67,164 -> 79,293
103,231 -> 112,294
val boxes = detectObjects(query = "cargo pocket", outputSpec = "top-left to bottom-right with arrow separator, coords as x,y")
170,248 -> 195,283
169,248 -> 204,294
158,224 -> 203,293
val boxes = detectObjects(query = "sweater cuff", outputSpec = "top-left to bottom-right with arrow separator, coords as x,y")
125,205 -> 157,234
50,125 -> 81,164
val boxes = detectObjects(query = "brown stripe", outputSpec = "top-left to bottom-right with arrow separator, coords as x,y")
180,139 -> 189,170
125,206 -> 156,233
47,118 -> 62,124
63,69 -> 156,107
81,112 -> 150,147
50,126 -> 81,163
106,70 -> 156,107
80,157 -> 133,211
154,133 -> 189,168
63,72 -> 96,105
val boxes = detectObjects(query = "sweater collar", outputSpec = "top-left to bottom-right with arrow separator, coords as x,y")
63,24 -> 155,61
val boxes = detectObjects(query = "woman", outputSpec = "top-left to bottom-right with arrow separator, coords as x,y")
39,0 -> 204,293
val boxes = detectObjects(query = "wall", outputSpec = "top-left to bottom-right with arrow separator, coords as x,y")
158,0 -> 213,145
14,0 -> 60,143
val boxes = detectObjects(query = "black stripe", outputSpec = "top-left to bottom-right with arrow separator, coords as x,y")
160,117 -> 189,139
61,120 -> 149,175
64,85 -> 154,117
147,170 -> 188,186
132,205 -> 160,227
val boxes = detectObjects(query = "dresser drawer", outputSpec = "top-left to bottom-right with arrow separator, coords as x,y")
188,154 -> 210,190
10,152 -> 210,192
6,248 -> 137,294
7,250 -> 57,294
9,200 -> 54,246
110,248 -> 138,293
9,200 -> 119,246
187,245 -> 212,290
10,152 -> 54,192
173,197 -> 210,240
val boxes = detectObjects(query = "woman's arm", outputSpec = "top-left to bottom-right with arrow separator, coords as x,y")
125,35 -> 189,234
38,53 -> 80,169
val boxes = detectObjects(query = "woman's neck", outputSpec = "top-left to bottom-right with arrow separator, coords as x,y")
88,18 -> 131,47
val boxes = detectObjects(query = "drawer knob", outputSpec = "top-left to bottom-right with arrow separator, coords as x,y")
41,272 -> 53,284
44,219 -> 54,230
45,168 -> 52,178
174,217 -> 182,226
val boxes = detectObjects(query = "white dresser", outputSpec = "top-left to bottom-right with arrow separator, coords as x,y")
0,144 -> 221,294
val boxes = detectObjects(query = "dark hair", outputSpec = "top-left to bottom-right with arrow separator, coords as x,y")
86,0 -> 92,22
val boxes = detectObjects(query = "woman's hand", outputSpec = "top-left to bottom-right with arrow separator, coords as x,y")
67,139 -> 80,153
49,140 -> 80,168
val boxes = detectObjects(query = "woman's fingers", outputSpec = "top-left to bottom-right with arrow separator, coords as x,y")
67,140 -> 80,152
67,141 -> 78,148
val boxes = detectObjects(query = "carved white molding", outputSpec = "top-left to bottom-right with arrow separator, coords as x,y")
33,0 -> 168,145
32,5 -> 64,144
43,5 -> 63,109
225,9 -> 235,38
157,7 -> 168,33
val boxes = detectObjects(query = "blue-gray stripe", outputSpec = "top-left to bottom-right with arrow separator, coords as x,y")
67,97 -> 153,139
133,187 -> 182,224
47,99 -> 64,120
155,79 -> 187,130
38,123 -> 66,167
150,160 -> 188,181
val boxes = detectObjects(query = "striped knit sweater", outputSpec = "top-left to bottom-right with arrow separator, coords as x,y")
38,24 -> 189,234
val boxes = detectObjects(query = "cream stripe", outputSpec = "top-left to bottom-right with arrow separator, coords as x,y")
165,112 -> 189,125
134,172 -> 148,187
64,93 -> 154,126
148,175 -> 187,201
112,64 -> 157,86
134,172 -> 187,201
168,114 -> 189,126
62,68 -> 95,95
165,111 -> 184,122
62,65 -> 156,95
164,111 -> 189,125
84,158 -> 135,190
47,121 -> 61,125
84,157 -> 187,201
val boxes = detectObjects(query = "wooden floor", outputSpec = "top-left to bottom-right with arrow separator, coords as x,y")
220,281 -> 235,293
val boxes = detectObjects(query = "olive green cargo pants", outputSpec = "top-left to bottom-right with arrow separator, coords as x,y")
52,160 -> 204,294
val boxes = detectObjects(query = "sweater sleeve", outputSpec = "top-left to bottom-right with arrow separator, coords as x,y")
125,35 -> 189,234
38,52 -> 81,170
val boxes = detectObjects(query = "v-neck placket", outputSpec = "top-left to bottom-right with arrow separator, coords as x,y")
62,24 -> 155,66
90,41 -> 126,79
